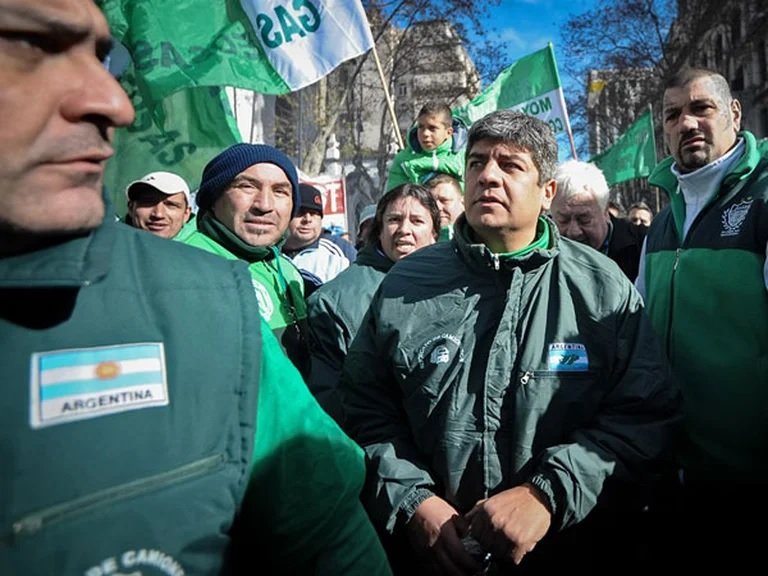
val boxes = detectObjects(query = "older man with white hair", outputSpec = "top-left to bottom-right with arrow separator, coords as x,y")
550,160 -> 647,280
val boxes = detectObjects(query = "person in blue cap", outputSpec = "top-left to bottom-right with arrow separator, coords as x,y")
182,143 -> 310,377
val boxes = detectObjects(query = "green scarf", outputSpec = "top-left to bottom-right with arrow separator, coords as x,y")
498,217 -> 551,259
197,211 -> 281,263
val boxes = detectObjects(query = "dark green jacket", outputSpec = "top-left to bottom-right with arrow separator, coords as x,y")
306,244 -> 394,422
645,131 -> 768,481
341,215 -> 680,533
0,221 -> 390,575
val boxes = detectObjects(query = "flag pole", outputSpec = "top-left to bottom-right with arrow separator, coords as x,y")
559,89 -> 578,160
547,43 -> 577,159
648,102 -> 660,213
371,42 -> 404,150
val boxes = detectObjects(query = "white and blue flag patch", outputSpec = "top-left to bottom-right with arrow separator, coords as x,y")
547,343 -> 589,372
30,343 -> 169,428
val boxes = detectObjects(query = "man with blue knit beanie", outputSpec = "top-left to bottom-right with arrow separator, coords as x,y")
183,143 -> 310,377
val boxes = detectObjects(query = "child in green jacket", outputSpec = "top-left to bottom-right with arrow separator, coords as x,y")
385,102 -> 467,191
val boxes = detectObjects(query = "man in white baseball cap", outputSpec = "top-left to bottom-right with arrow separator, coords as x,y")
125,171 -> 192,239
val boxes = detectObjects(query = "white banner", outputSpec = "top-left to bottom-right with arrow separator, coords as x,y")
240,0 -> 374,90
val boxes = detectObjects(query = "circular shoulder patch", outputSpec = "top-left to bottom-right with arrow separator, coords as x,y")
251,279 -> 274,321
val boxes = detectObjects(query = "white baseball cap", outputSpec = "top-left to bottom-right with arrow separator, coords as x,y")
125,171 -> 191,204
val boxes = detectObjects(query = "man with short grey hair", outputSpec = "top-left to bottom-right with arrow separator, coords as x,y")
0,2 -> 391,574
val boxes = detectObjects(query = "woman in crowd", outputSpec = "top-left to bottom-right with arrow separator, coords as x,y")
306,184 -> 440,423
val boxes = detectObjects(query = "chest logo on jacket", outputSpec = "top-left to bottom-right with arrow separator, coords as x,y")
417,333 -> 465,369
86,547 -> 183,576
29,343 -> 169,428
721,198 -> 753,237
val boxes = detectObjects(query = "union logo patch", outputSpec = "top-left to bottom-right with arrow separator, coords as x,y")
721,198 -> 752,237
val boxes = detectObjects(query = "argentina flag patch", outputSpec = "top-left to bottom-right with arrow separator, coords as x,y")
547,343 -> 589,371
30,343 -> 169,429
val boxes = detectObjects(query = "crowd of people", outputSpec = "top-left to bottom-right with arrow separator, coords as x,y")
2,1 -> 767,575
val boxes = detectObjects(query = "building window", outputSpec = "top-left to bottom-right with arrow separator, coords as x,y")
731,8 -> 741,43
397,83 -> 407,97
732,66 -> 745,91
715,33 -> 723,67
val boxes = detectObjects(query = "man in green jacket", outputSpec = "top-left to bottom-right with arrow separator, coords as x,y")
341,109 -> 680,574
0,1 -> 391,574
183,143 -> 310,378
124,171 -> 192,240
637,67 -> 768,570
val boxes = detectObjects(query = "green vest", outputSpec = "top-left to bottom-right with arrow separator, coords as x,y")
645,132 -> 768,480
0,222 -> 260,574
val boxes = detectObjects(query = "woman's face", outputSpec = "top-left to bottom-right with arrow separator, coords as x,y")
379,196 -> 437,261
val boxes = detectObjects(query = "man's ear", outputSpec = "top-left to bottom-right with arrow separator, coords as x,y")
731,98 -> 742,132
541,179 -> 557,211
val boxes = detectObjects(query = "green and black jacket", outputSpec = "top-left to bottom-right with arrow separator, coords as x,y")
644,131 -> 768,481
306,243 -> 394,423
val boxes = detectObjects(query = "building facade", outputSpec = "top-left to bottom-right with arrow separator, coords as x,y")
668,0 -> 768,137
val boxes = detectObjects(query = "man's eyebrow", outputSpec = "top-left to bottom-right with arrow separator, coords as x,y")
1,5 -> 88,34
0,5 -> 111,57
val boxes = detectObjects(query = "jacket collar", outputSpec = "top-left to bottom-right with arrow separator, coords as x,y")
453,214 -> 559,272
0,221 -> 115,287
355,243 -> 395,273
649,130 -> 760,197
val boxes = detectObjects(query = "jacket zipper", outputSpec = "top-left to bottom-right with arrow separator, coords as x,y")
491,253 -> 500,270
5,453 -> 225,545
665,248 -> 683,358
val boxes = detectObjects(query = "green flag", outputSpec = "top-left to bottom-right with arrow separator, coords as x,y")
590,109 -> 657,186
101,0 -> 373,105
100,0 -> 375,216
104,67 -> 241,218
454,44 -> 572,139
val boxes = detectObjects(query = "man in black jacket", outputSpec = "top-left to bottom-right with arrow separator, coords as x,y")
550,159 -> 647,280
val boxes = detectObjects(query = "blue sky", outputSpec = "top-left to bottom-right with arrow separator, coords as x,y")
473,0 -> 601,157
480,0 -> 598,79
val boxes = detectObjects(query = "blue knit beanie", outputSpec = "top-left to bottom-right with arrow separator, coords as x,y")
196,143 -> 301,218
